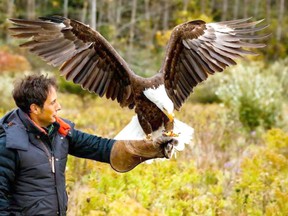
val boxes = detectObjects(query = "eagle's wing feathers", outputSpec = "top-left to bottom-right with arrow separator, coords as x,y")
162,18 -> 268,110
9,16 -> 135,108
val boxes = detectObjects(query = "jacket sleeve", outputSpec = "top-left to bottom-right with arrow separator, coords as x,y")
0,132 -> 17,216
68,128 -> 115,163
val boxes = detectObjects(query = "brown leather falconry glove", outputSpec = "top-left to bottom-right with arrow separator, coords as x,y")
110,136 -> 178,172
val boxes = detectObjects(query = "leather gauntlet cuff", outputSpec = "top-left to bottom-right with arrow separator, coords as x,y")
110,140 -> 165,173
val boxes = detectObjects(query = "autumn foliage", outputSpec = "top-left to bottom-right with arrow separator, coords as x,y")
0,50 -> 31,72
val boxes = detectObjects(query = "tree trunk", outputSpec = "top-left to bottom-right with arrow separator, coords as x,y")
6,0 -> 14,42
210,0 -> 216,12
144,0 -> 150,20
40,0 -> 49,14
81,0 -> 88,23
221,0 -> 228,21
233,0 -> 239,19
97,0 -> 103,28
90,0 -> 96,30
276,0 -> 285,41
162,0 -> 170,30
63,0 -> 68,17
266,0 -> 271,22
253,0 -> 261,19
201,0 -> 206,15
128,0 -> 137,62
243,0 -> 248,18
27,0 -> 36,19
116,0 -> 123,25
7,0 -> 14,20
183,0 -> 189,11
107,0 -> 115,24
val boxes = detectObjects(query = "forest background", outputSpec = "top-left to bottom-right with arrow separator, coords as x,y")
0,0 -> 288,215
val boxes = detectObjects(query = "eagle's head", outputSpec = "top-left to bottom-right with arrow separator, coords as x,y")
143,85 -> 174,122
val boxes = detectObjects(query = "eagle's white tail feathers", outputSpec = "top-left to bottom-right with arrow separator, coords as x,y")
114,115 -> 145,140
114,115 -> 194,152
173,119 -> 194,150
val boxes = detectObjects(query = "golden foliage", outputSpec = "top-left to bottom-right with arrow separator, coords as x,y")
264,128 -> 288,150
155,30 -> 172,47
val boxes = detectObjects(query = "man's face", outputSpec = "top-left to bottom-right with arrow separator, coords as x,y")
33,86 -> 61,127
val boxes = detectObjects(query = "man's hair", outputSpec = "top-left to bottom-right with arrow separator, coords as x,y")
12,74 -> 58,114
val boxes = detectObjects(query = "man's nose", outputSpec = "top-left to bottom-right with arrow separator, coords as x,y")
56,103 -> 61,112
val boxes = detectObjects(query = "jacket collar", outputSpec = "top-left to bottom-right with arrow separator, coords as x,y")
17,109 -> 48,136
2,109 -> 52,150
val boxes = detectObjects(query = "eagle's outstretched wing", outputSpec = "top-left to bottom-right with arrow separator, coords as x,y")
162,18 -> 269,110
9,16 -> 135,108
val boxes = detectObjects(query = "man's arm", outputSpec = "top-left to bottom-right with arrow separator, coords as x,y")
68,128 -> 115,163
0,134 -> 17,215
68,128 -> 178,173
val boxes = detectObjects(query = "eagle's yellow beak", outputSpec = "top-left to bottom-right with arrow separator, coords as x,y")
163,108 -> 175,122
167,113 -> 175,122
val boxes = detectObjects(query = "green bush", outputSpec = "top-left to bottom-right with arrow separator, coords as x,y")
58,75 -> 85,94
189,76 -> 221,104
216,63 -> 283,131
264,58 -> 288,99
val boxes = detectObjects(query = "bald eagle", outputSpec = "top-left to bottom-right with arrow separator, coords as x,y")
9,16 -> 268,151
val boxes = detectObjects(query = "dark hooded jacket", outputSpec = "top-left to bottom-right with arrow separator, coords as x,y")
0,109 -> 115,215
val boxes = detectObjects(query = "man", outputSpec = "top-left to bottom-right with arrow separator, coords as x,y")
0,74 -> 177,215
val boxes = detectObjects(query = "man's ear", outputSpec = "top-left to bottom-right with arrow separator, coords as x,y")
30,104 -> 40,115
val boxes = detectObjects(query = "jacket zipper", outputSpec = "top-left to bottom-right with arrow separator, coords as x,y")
38,133 -> 60,214
40,141 -> 55,173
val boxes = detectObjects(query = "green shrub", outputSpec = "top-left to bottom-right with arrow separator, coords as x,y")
189,77 -> 221,104
58,75 -> 87,95
216,63 -> 283,131
264,58 -> 288,99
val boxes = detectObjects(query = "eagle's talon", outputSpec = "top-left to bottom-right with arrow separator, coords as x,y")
163,131 -> 179,137
146,134 -> 153,140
